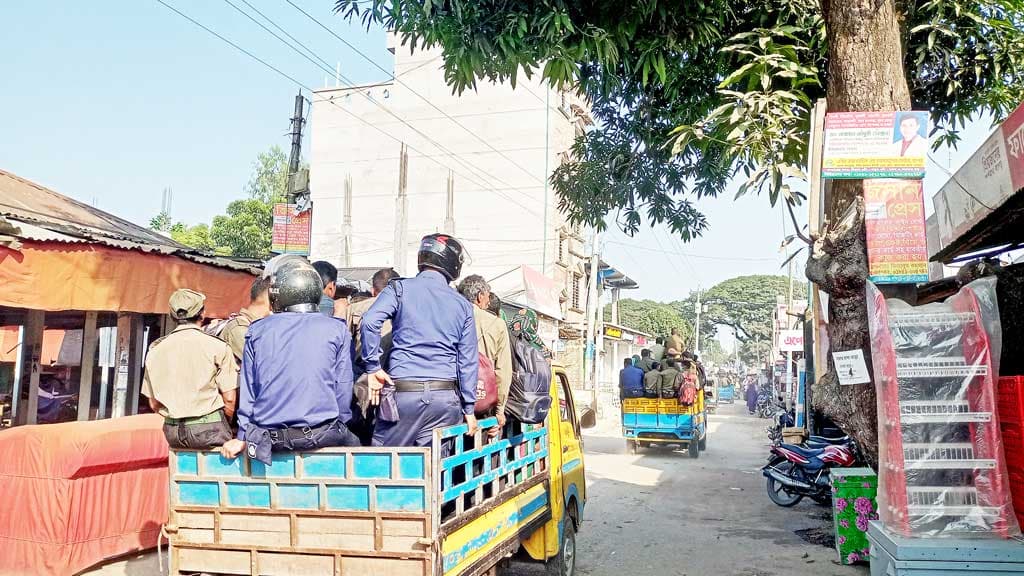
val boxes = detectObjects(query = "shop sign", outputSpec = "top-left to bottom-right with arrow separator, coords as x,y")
271,203 -> 311,255
778,329 -> 804,352
635,335 -> 648,347
864,179 -> 929,284
933,101 -> 1024,249
822,111 -> 929,179
603,326 -> 623,339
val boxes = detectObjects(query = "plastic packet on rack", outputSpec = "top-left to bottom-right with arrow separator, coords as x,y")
867,277 -> 1019,538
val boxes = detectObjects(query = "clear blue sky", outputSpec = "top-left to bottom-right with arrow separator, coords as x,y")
1,1 -> 996,306
0,0 -> 391,226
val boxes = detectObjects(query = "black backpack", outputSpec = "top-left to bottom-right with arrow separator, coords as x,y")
505,333 -> 552,424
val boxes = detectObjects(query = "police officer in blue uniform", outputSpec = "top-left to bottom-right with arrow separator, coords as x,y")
361,234 -> 479,448
219,256 -> 361,463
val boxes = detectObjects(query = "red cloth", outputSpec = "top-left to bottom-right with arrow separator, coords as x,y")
0,415 -> 169,576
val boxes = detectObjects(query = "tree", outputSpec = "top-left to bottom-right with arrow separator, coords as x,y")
210,199 -> 274,259
150,211 -> 172,233
245,146 -> 290,204
337,0 -> 1024,465
603,299 -> 691,343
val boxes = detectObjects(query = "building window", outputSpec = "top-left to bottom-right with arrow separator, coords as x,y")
572,274 -> 582,310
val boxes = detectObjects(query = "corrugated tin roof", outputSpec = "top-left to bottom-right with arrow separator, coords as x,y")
0,169 -> 259,274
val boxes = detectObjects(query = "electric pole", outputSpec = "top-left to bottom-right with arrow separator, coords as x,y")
286,92 -> 305,202
694,288 -> 702,357
393,143 -> 409,273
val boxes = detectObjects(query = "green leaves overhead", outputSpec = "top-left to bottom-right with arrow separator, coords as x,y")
336,0 -> 1024,240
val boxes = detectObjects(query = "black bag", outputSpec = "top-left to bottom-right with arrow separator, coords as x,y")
506,333 -> 552,424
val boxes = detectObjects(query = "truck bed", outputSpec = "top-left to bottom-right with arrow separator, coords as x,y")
167,419 -> 550,576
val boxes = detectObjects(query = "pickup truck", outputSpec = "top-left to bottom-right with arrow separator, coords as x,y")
165,364 -> 593,576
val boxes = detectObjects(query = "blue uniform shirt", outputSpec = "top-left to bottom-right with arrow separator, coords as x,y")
236,312 -> 353,440
361,269 -> 478,414
619,365 -> 644,396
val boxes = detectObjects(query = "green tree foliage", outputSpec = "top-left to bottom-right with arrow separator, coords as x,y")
210,199 -> 274,259
703,275 -> 805,344
336,0 -> 1024,235
147,146 -> 288,259
603,299 -> 691,343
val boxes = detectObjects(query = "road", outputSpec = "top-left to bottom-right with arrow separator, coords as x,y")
87,402 -> 868,576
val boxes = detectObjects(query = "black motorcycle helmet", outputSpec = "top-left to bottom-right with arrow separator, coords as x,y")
417,233 -> 467,281
264,254 -> 324,313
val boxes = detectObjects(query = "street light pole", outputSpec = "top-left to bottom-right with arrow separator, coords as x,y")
694,288 -> 702,357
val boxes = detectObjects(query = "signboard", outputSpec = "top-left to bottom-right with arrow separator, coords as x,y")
603,326 -> 623,339
778,329 -> 804,352
271,203 -> 311,255
933,102 -> 1024,250
832,350 -> 871,385
823,111 -> 929,179
864,179 -> 928,284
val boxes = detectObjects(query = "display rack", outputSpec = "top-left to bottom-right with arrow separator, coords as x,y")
868,281 -> 1015,537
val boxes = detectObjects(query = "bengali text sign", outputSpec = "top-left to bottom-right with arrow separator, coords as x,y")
864,179 -> 928,284
823,111 -> 928,179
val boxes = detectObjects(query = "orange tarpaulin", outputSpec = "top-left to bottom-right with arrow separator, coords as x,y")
0,327 -> 66,364
0,414 -> 169,576
0,241 -> 253,317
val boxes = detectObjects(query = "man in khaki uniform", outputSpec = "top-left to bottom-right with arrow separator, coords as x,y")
219,276 -> 272,361
457,275 -> 513,429
667,328 -> 686,357
142,289 -> 239,449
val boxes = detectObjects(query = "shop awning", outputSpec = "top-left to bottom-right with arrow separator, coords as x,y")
489,265 -> 563,320
932,101 -> 1024,262
0,241 -> 253,317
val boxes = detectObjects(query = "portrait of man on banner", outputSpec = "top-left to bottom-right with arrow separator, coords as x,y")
889,111 -> 929,158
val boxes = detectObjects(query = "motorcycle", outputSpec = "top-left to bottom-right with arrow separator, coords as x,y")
765,405 -> 795,445
761,439 -> 858,507
755,392 -> 773,418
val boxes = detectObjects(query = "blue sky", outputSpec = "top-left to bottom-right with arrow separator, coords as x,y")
0,1 -> 997,306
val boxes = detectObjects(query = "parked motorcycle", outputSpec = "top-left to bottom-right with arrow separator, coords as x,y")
755,391 -> 773,418
761,439 -> 858,507
765,405 -> 795,445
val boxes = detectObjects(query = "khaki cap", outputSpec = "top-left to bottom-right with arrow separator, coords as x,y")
169,288 -> 206,320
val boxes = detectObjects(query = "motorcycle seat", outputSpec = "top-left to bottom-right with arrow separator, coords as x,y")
808,434 -> 849,444
778,443 -> 825,458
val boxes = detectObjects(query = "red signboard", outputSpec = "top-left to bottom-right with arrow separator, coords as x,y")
1003,102 -> 1024,193
271,203 -> 311,255
864,179 -> 928,284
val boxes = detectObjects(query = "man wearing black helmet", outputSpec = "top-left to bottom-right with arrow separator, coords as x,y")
219,256 -> 361,463
361,233 -> 479,449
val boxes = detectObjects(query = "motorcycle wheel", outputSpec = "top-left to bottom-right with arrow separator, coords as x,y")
766,463 -> 803,507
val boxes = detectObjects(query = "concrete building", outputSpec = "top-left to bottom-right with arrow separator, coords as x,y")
308,35 -> 592,380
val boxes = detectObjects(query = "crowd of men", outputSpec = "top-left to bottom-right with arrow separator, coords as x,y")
141,233 -> 519,463
617,328 -> 706,400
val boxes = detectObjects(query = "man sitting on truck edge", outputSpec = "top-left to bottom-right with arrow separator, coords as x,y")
458,274 -> 513,432
142,288 -> 238,449
361,233 -> 479,450
218,276 -> 272,363
219,256 -> 361,463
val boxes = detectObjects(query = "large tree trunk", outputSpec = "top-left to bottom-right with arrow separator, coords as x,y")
807,0 -> 912,468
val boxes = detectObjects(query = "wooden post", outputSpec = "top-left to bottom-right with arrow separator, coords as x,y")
806,98 -> 828,432
111,313 -> 132,418
127,315 -> 145,415
77,312 -> 99,421
19,310 -> 44,425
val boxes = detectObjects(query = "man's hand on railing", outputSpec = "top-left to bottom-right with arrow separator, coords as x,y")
219,439 -> 245,460
464,413 -> 478,437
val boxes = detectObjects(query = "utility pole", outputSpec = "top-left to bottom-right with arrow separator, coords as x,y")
583,229 -> 602,395
785,254 -> 795,401
693,288 -> 702,357
394,143 -> 409,273
342,174 -> 353,267
286,92 -> 305,202
443,171 -> 455,235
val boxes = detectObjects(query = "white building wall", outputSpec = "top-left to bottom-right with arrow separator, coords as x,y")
309,38 -> 586,290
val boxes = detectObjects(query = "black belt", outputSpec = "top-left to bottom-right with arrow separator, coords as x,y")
394,380 -> 456,393
267,419 -> 334,444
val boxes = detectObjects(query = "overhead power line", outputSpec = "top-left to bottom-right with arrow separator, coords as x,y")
283,0 -> 550,188
153,0 -> 541,217
604,240 -> 780,262
217,0 -> 543,217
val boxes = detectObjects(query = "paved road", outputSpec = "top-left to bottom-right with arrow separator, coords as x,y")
88,402 -> 867,576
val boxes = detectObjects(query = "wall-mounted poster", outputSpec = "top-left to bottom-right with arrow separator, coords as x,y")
823,111 -> 929,179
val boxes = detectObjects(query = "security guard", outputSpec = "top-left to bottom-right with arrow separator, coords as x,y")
142,289 -> 238,449
457,274 -> 513,429
219,276 -> 272,362
219,256 -> 361,463
361,234 -> 479,448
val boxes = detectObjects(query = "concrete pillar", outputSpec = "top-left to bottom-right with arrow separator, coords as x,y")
77,312 -> 98,421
